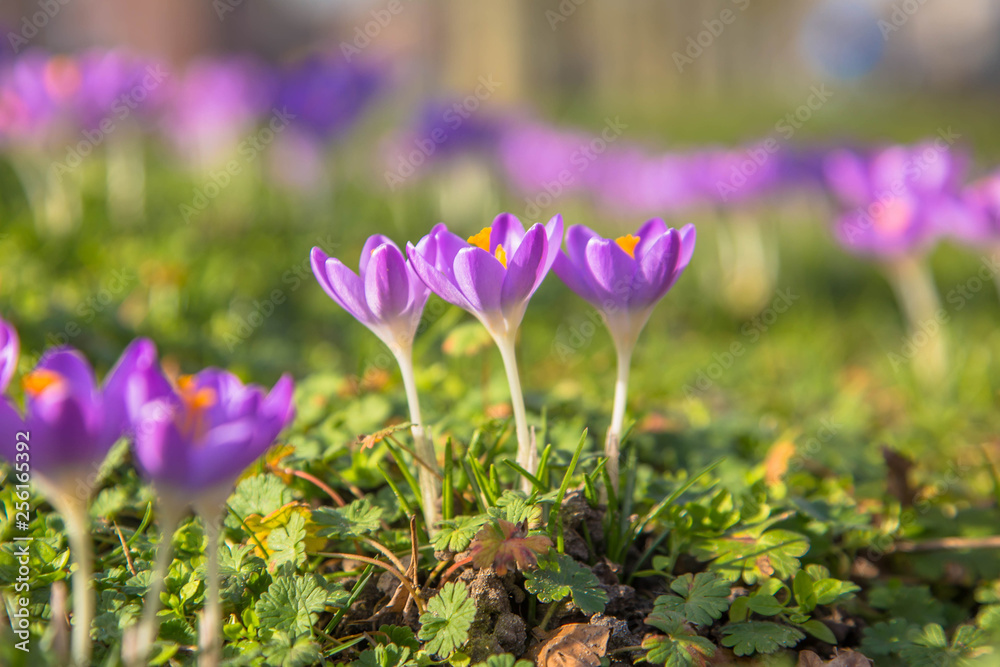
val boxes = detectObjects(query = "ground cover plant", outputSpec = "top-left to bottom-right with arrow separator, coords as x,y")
1,47 -> 1000,667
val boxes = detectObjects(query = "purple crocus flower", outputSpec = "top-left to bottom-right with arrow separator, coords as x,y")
406,213 -> 563,339
0,318 -> 18,392
554,219 -> 696,351
823,142 -> 971,257
553,220 -> 695,491
311,236 -> 429,353
132,369 -> 294,501
127,367 -> 293,666
0,334 -> 162,666
955,170 -> 1000,246
0,338 -> 161,492
311,236 -> 440,530
407,213 -> 563,484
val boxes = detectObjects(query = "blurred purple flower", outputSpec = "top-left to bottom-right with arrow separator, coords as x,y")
956,170 -> 1000,245
497,121 -> 592,195
0,338 -> 161,490
554,219 -> 696,350
274,56 -> 382,141
71,49 -> 168,131
0,50 -> 78,144
162,57 -> 275,167
132,368 -> 294,496
311,235 -> 429,351
823,142 -> 973,257
0,318 -> 18,392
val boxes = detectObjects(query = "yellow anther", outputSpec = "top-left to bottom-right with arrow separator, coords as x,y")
494,244 -> 507,268
467,227 -> 492,252
615,234 -> 640,258
23,369 -> 64,397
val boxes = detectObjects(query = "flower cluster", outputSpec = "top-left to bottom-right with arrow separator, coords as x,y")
0,320 -> 294,666
312,213 -> 695,496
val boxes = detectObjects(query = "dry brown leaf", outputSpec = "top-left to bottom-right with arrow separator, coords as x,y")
531,623 -> 610,667
797,650 -> 873,667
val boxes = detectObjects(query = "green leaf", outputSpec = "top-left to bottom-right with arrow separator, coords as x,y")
488,491 -> 541,525
262,630 -> 323,667
267,510 -> 308,569
375,624 -> 420,651
228,474 -> 296,524
746,593 -> 785,617
313,498 -> 385,539
868,583 -> 946,627
418,581 -> 477,657
811,577 -> 860,606
861,619 -> 919,657
352,643 -> 415,667
899,623 -> 990,667
641,629 -> 715,667
433,515 -> 489,552
796,619 -> 836,644
523,553 -> 608,614
720,622 -> 805,656
255,569 -> 332,637
471,654 -> 534,667
697,528 -> 809,584
651,572 -> 731,626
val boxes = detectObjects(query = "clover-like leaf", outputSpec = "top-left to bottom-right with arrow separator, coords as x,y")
651,572 -> 731,626
418,581 -> 477,657
861,618 -> 919,657
352,643 -> 415,667
262,630 -> 323,667
698,529 -> 809,584
433,515 -> 489,553
523,553 -> 608,614
488,490 -> 541,525
470,519 -> 552,576
642,632 -> 715,667
899,623 -> 990,667
720,621 -> 805,656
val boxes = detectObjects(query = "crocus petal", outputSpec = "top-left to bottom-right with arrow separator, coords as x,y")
634,218 -> 668,260
824,149 -> 872,207
677,224 -> 697,268
453,246 -> 505,314
0,320 -> 18,393
35,349 -> 99,411
314,253 -> 375,325
101,338 -> 167,442
501,223 -> 548,314
633,230 -> 682,306
553,252 -> 600,305
541,214 -> 564,272
132,401 -> 189,487
188,419 -> 259,489
407,241 -> 473,310
565,224 -> 600,266
0,398 -> 27,464
359,234 -> 398,275
26,394 -> 101,474
255,373 -> 295,448
365,243 -> 411,322
490,213 -> 525,253
584,238 -> 637,301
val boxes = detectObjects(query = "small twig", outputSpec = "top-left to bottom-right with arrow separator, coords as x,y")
424,554 -> 454,588
359,537 -> 409,576
386,434 -> 444,480
890,536 -> 1000,553
409,515 -> 419,588
113,520 -> 137,576
281,467 -> 347,507
317,552 -> 425,612
438,556 -> 473,586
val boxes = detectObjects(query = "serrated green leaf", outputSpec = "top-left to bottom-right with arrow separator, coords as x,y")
720,621 -> 805,656
267,510 -> 308,569
471,654 -> 534,667
263,630 -> 323,667
698,529 -> 809,584
488,491 -> 541,525
314,498 -> 385,539
523,553 -> 608,614
433,515 -> 489,552
861,619 -> 919,657
652,572 -> 731,626
352,643 -> 415,667
255,570 -> 331,637
228,474 -> 296,523
641,631 -> 715,666
418,581 -> 477,657
375,624 -> 420,651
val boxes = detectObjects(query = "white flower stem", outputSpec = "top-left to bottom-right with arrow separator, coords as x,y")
495,335 -> 534,493
884,255 -> 947,386
605,341 -> 634,495
129,506 -> 182,667
392,345 -> 441,534
198,511 -> 224,667
59,497 -> 94,667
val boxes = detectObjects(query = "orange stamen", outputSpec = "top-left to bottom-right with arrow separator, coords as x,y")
615,234 -> 640,258
467,227 -> 492,252
23,369 -> 64,397
176,375 -> 217,440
